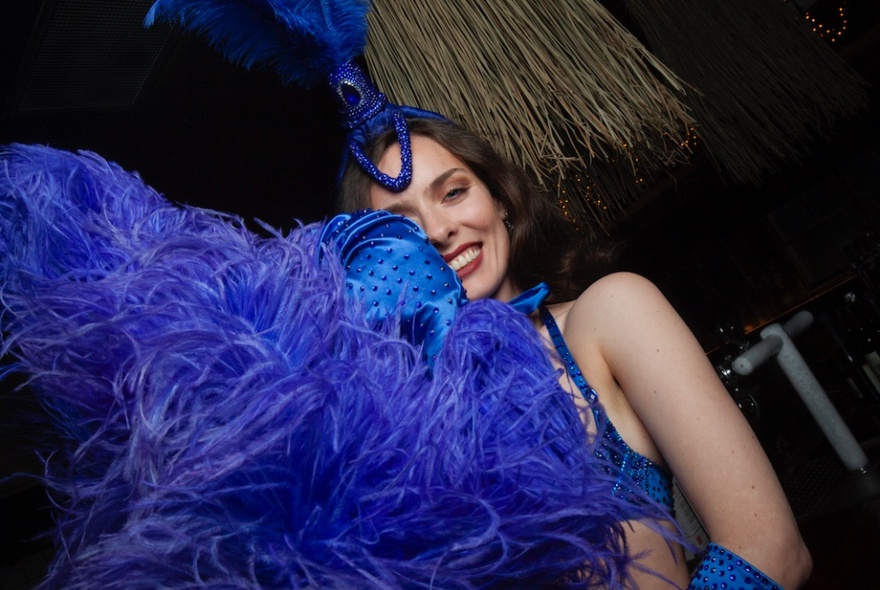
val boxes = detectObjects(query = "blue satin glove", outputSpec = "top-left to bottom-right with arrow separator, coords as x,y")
320,210 -> 468,369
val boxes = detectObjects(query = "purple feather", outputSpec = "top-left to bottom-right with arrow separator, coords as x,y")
0,144 -> 673,588
145,0 -> 371,87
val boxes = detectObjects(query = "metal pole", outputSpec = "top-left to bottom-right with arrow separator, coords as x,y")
733,311 -> 870,472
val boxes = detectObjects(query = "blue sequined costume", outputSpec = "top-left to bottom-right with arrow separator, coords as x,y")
539,306 -> 674,512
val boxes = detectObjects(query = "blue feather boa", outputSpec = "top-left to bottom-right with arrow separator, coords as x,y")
0,144 -> 669,588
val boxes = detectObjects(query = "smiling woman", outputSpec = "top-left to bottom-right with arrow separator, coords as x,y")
339,116 -> 814,589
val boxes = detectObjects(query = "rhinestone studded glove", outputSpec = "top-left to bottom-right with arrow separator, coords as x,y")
689,543 -> 782,590
320,210 -> 468,369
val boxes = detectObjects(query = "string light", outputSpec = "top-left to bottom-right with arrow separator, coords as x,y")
555,126 -> 696,232
680,126 -> 699,150
804,0 -> 848,43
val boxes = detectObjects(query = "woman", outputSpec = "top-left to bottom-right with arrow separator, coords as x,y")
338,118 -> 813,588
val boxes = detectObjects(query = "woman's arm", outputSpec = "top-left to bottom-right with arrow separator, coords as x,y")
565,272 -> 812,588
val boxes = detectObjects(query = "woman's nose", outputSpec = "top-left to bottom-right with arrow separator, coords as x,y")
421,211 -> 455,247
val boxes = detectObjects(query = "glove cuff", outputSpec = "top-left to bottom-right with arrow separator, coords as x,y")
688,542 -> 782,590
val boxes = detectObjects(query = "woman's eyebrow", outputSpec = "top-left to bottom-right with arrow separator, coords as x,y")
383,202 -> 407,215
430,168 -> 466,193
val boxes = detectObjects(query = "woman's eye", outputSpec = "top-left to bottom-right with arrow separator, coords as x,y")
444,187 -> 465,201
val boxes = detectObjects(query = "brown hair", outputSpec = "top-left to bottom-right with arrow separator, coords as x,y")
336,118 -> 617,300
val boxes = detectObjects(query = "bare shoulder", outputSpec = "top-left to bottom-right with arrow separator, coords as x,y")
575,272 -> 666,308
565,272 -> 680,348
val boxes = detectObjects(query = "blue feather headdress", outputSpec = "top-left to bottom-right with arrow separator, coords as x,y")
146,0 -> 445,192
145,0 -> 370,88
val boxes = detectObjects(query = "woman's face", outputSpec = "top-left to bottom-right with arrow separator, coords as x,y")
369,135 -> 518,302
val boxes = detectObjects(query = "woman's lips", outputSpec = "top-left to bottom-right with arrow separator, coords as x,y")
446,244 -> 482,278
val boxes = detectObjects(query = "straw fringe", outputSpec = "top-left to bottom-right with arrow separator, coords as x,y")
623,0 -> 869,184
365,0 -> 696,234
363,0 -> 869,236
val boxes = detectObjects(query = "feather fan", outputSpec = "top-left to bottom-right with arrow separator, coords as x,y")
0,144 -> 675,588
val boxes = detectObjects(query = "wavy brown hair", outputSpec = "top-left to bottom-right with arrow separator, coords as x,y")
336,118 -> 617,300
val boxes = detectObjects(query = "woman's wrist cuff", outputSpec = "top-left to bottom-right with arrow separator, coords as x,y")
688,542 -> 782,590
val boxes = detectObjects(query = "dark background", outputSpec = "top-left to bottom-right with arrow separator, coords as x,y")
0,0 -> 347,227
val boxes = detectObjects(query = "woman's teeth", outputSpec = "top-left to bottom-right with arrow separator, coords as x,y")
449,246 -> 480,271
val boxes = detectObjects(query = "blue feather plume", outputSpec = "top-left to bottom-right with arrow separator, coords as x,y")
145,0 -> 371,87
0,144 -> 676,588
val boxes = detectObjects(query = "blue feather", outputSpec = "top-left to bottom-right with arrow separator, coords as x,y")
145,0 -> 372,87
1,144 -> 677,588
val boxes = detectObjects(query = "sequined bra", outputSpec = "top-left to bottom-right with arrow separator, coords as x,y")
539,306 -> 674,512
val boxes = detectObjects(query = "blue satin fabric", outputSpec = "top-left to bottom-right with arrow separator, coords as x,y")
320,210 -> 467,368
507,282 -> 550,315
321,210 -> 551,370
